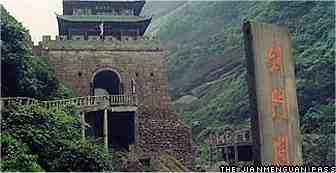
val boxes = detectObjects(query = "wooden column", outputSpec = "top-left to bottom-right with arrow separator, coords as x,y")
104,108 -> 108,151
224,147 -> 229,161
209,146 -> 213,166
243,21 -> 302,165
234,145 -> 238,161
80,112 -> 85,140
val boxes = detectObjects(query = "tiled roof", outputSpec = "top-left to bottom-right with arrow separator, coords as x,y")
57,15 -> 151,22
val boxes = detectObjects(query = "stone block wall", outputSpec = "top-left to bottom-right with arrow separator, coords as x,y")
137,105 -> 194,168
137,120 -> 193,168
38,38 -> 193,168
41,43 -> 170,110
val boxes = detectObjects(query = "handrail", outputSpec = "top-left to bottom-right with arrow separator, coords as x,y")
1,95 -> 137,110
207,129 -> 252,145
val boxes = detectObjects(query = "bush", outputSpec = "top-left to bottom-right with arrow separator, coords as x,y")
1,5 -> 74,100
1,104 -> 119,171
1,133 -> 44,172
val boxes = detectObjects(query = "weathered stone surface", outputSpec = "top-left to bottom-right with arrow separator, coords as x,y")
37,39 -> 194,168
136,104 -> 194,168
121,159 -> 144,172
243,21 -> 302,165
42,44 -> 170,110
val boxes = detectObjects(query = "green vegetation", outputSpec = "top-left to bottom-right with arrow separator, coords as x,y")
1,104 -> 119,171
1,5 -> 73,100
1,133 -> 43,171
145,1 -> 335,166
1,6 -> 120,171
1,1 -> 334,170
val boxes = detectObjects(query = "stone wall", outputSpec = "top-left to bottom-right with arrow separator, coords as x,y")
138,119 -> 193,168
137,104 -> 194,168
38,37 -> 194,168
41,40 -> 170,110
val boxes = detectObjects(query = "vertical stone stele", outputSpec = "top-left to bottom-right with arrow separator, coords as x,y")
243,21 -> 302,166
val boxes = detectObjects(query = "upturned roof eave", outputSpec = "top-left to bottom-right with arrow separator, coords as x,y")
56,14 -> 152,23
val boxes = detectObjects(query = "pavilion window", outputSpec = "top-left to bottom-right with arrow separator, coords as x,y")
73,8 -> 92,15
123,8 -> 133,16
115,8 -> 121,15
86,8 -> 92,15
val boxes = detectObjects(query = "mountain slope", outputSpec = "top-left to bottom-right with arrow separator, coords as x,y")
143,1 -> 335,165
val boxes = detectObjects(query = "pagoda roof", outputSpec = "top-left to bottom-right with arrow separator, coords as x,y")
57,15 -> 151,23
62,0 -> 146,15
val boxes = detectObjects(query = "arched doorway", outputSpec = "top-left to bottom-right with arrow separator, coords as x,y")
87,68 -> 134,151
92,70 -> 121,96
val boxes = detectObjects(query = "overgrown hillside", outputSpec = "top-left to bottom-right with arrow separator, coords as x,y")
1,5 -> 73,100
144,1 -> 335,165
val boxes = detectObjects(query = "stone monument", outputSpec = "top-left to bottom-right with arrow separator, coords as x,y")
243,21 -> 302,165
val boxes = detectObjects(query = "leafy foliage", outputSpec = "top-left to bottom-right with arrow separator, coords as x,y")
1,104 -> 119,171
0,6 -> 118,171
301,103 -> 335,165
1,133 -> 44,172
0,5 -> 74,100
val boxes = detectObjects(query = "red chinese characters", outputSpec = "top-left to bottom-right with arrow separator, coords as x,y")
266,34 -> 283,73
271,88 -> 288,119
273,135 -> 289,165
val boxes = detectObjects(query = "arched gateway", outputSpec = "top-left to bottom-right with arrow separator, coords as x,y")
92,69 -> 122,96
86,68 -> 135,151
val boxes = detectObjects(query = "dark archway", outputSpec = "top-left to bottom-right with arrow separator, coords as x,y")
84,110 -> 135,151
93,70 -> 120,96
108,111 -> 135,151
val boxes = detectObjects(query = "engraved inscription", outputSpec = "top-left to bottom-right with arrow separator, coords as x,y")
266,34 -> 283,73
271,88 -> 288,120
273,135 -> 289,165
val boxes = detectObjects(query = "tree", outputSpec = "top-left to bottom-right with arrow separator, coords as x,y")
1,5 -> 74,100
1,104 -> 119,171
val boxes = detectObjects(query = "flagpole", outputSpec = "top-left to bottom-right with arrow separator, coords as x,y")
99,21 -> 104,39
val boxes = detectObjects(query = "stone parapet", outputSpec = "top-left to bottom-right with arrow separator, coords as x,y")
39,35 -> 161,51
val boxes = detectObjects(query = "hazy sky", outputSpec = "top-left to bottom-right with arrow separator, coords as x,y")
2,0 -> 63,44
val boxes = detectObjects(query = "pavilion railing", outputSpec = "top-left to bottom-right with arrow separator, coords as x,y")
1,95 -> 137,110
207,129 -> 252,146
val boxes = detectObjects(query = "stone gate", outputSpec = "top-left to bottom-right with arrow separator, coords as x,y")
32,0 -> 194,169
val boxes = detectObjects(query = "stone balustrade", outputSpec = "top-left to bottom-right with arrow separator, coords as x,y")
1,97 -> 39,107
45,35 -> 158,43
207,129 -> 252,146
1,95 -> 137,110
52,35 -> 158,42
38,35 -> 161,51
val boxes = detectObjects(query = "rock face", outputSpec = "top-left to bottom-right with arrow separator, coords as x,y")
121,159 -> 145,172
137,105 -> 194,168
152,151 -> 190,172
35,37 -> 194,169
